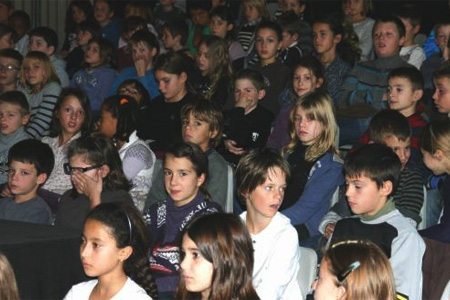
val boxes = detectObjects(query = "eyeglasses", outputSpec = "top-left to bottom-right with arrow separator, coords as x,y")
0,64 -> 19,72
63,163 -> 99,175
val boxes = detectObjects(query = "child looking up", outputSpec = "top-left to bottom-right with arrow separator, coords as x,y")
236,149 -> 302,299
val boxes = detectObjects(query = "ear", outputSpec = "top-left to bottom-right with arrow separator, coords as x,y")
47,45 -> 55,56
150,47 -> 158,58
315,78 -> 324,89
257,89 -> 266,100
99,164 -> 110,178
398,36 -> 405,47
197,173 -> 206,187
381,180 -> 393,196
179,72 -> 188,83
334,33 -> 342,44
412,89 -> 423,102
413,24 -> 421,35
209,128 -> 219,139
227,23 -> 233,32
292,33 -> 299,41
118,246 -> 133,261
336,285 -> 346,299
298,4 -> 306,13
21,114 -> 30,126
36,173 -> 47,185
434,149 -> 445,161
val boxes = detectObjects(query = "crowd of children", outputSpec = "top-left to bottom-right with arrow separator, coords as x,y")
1,0 -> 450,299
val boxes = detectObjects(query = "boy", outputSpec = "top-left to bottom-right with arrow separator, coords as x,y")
9,10 -> 30,56
0,0 -> 13,26
277,11 -> 308,68
93,0 -> 121,49
145,99 -> 229,211
431,62 -> 450,117
223,69 -> 274,166
0,139 -> 54,224
338,15 -> 413,146
0,91 -> 29,185
186,0 -> 211,55
236,149 -> 301,299
280,0 -> 306,19
153,0 -> 186,37
28,27 -> 70,87
0,48 -> 22,93
396,5 -> 426,69
161,19 -> 189,55
329,143 -> 425,299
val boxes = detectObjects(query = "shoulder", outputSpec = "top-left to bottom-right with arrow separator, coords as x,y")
265,213 -> 299,244
117,278 -> 152,299
65,280 -> 97,298
207,150 -> 228,168
44,82 -> 62,93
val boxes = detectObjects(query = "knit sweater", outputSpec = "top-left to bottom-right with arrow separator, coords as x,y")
353,17 -> 375,62
324,55 -> 352,107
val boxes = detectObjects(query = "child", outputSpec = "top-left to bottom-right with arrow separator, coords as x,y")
0,24 -> 15,50
186,1 -> 211,56
93,0 -> 121,48
175,213 -> 260,300
419,120 -> 450,243
153,0 -> 186,37
143,142 -> 222,298
117,16 -> 147,72
223,68 -> 274,166
0,252 -> 19,300
267,56 -> 325,150
195,35 -> 233,108
71,38 -> 116,119
98,95 -> 155,213
54,135 -> 133,231
64,202 -> 158,299
313,240 -> 397,299
18,51 -> 62,140
396,5 -> 426,69
9,10 -> 30,56
0,49 -> 22,93
109,30 -> 160,100
161,19 -> 190,55
280,91 -> 344,244
0,139 -> 53,224
40,88 -> 92,201
236,149 -> 302,299
329,143 -> 425,299
238,0 -> 270,55
146,99 -> 229,211
342,0 -> 374,62
117,79 -> 151,110
0,91 -> 30,185
28,27 -> 70,87
431,62 -> 450,117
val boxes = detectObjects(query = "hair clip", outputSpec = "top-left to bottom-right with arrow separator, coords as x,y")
337,261 -> 360,282
120,98 -> 129,105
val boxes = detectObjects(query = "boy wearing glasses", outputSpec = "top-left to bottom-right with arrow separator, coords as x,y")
0,49 -> 22,93
0,139 -> 54,224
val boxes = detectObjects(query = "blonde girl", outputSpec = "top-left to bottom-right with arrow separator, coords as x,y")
280,91 -> 344,244
18,51 -> 62,139
0,252 -> 19,300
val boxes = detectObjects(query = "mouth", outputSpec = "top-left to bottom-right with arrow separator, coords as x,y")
170,190 -> 180,197
183,134 -> 193,141
269,203 -> 280,210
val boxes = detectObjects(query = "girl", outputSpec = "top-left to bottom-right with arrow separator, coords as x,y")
18,51 -> 62,140
54,135 -> 133,231
280,91 -> 344,244
175,213 -> 260,300
71,37 -> 116,120
195,35 -> 233,108
98,95 -> 156,213
267,56 -> 325,150
238,0 -> 270,54
313,13 -> 360,106
143,142 -> 222,298
0,252 -> 19,300
41,88 -> 92,205
419,120 -> 450,243
64,202 -> 158,299
314,240 -> 397,300
117,79 -> 151,110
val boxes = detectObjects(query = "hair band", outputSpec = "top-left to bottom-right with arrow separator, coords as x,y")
120,98 -> 129,105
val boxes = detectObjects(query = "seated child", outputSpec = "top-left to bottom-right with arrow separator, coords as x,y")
117,16 -> 147,72
238,0 -> 270,56
0,139 -> 53,224
9,10 -> 31,56
186,0 -> 211,56
236,149 -> 302,299
431,62 -> 450,117
93,0 -> 121,48
329,143 -> 426,299
0,49 -> 22,93
0,24 -> 15,50
153,0 -> 186,37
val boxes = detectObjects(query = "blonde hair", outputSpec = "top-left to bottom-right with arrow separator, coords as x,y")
282,91 -> 337,161
243,0 -> 270,20
420,119 -> 450,156
20,51 -> 60,93
0,253 -> 19,300
324,240 -> 396,300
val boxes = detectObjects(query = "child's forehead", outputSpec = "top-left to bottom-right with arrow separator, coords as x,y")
0,101 -> 21,111
434,76 -> 450,86
383,134 -> 411,147
131,41 -> 150,49
186,112 -> 210,123
388,76 -> 413,87
345,173 -> 373,182
257,28 -> 278,38
9,159 -> 36,170
235,78 -> 257,89
374,21 -> 399,33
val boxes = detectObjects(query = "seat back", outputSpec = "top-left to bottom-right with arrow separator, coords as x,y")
224,164 -> 234,213
418,186 -> 427,230
297,246 -> 318,298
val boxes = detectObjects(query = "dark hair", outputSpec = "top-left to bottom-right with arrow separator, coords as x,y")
125,1 -> 154,23
277,12 -> 313,56
162,19 -> 189,46
0,24 -> 16,43
209,6 -> 236,40
154,50 -> 189,75
0,48 -> 22,64
122,16 -> 147,37
129,29 -> 160,58
236,149 -> 290,204
86,202 -> 158,298
76,20 -> 102,40
85,37 -> 115,68
101,95 -> 138,143
388,67 -> 424,91
294,56 -> 325,84
29,26 -> 58,49
344,143 -> 401,195
187,0 -> 212,13
373,15 -> 406,39
117,79 -> 151,109
67,135 -> 131,191
368,110 -> 411,143
0,90 -> 29,115
65,0 -> 95,34
8,139 -> 54,178
395,4 -> 421,27
94,0 -> 115,12
49,88 -> 92,138
432,61 -> 450,82
256,20 -> 282,41
235,68 -> 266,91
175,213 -> 260,300
9,10 -> 31,33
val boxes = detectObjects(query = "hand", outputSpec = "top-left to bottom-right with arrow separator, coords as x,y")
0,185 -> 12,198
324,222 -> 336,239
235,96 -> 256,114
134,57 -> 148,77
72,170 -> 103,208
224,139 -> 246,156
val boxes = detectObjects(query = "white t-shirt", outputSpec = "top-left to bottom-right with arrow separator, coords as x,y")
64,277 -> 152,300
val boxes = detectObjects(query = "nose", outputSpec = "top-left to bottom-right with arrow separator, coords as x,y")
169,174 -> 178,186
159,81 -> 165,92
80,243 -> 89,259
432,89 -> 439,101
180,256 -> 188,271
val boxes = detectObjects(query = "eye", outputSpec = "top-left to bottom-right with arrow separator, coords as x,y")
20,171 -> 30,176
180,171 -> 188,177
194,121 -> 202,126
93,243 -> 100,249
192,251 -> 200,259
163,170 -> 172,176
264,185 -> 273,191
181,119 -> 188,126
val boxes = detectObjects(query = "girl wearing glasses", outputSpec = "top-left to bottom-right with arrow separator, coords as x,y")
55,135 -> 133,231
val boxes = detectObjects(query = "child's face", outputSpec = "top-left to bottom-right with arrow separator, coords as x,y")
342,0 -> 365,18
294,107 -> 323,145
0,102 -> 28,136
84,42 -> 102,68
432,77 -> 450,114
0,3 -> 12,25
435,25 -> 450,50
196,43 -> 210,76
155,70 -> 187,102
422,150 -> 447,175
189,8 -> 209,26
164,154 -> 205,207
23,59 -> 46,86
210,16 -> 231,39
345,175 -> 390,216
292,66 -> 322,97
281,31 -> 298,50
77,30 -> 92,47
81,218 -> 129,278
313,23 -> 341,56
8,160 -> 46,201
28,36 -> 54,56
244,3 -> 259,22
399,17 -> 418,45
124,5 -> 144,19
94,1 -> 113,25
72,5 -> 87,24
131,42 -> 155,65
56,96 -> 86,138
0,56 -> 20,87
97,106 -> 117,138
180,234 -> 213,297
234,78 -> 265,111
68,154 -> 105,194
373,22 -> 404,58
0,33 -> 13,50
9,17 -> 27,39
387,76 -> 421,116
245,167 -> 286,220
182,114 -> 216,152
118,84 -> 142,104
312,259 -> 343,300
161,28 -> 178,50
255,28 -> 282,65
383,135 -> 411,169
281,0 -> 305,15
